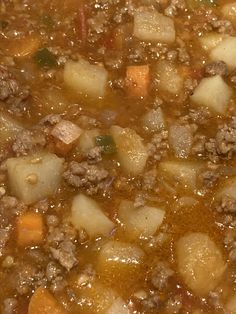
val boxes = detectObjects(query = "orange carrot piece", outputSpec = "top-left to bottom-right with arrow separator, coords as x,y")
28,287 -> 68,314
126,65 -> 150,97
17,212 -> 44,247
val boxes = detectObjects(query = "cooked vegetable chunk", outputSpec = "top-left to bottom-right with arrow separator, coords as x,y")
71,193 -> 115,238
64,59 -> 108,97
142,107 -> 165,132
221,2 -> 236,26
133,9 -> 175,43
190,75 -> 232,114
199,32 -> 226,51
28,287 -> 67,314
110,126 -> 148,176
126,65 -> 150,97
6,153 -> 64,204
17,212 -> 44,247
210,37 -> 236,69
118,200 -> 165,239
177,233 -> 226,296
156,60 -> 183,94
51,120 -> 82,145
106,298 -> 130,314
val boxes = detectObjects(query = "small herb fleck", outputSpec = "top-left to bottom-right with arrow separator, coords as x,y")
33,48 -> 57,68
95,135 -> 117,154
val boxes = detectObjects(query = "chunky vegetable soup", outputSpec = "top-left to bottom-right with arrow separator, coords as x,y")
2,0 -> 236,313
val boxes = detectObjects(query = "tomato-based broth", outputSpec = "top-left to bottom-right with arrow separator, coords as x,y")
1,0 -> 236,313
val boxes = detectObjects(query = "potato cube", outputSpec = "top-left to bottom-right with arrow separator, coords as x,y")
51,120 -> 82,145
71,194 -> 115,238
97,241 -> 145,290
221,3 -> 236,27
199,32 -> 226,51
142,107 -> 166,132
210,37 -> 236,69
176,232 -> 226,296
110,126 -> 148,176
156,60 -> 183,94
64,59 -> 108,97
133,9 -> 175,43
190,75 -> 232,114
106,298 -> 130,314
6,153 -> 64,204
118,200 -> 165,239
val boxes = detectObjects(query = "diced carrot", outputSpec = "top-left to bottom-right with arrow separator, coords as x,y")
126,65 -> 150,97
28,287 -> 68,314
17,212 -> 44,247
6,34 -> 41,58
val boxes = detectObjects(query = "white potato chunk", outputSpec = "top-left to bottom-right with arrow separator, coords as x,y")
106,298 -> 130,314
210,37 -> 236,69
133,9 -> 175,43
190,75 -> 232,114
6,153 -> 64,204
71,194 -> 115,238
159,160 -> 201,190
64,59 -> 108,97
199,32 -> 226,51
225,293 -> 236,313
0,113 -> 22,143
77,281 -> 118,314
215,177 -> 236,201
156,60 -> 183,94
177,233 -> 226,296
110,126 -> 148,176
221,3 -> 236,26
142,107 -> 165,132
77,129 -> 100,154
118,200 -> 165,239
97,241 -> 145,287
169,123 -> 193,158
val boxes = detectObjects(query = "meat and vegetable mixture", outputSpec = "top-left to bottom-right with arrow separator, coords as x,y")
2,0 -> 236,313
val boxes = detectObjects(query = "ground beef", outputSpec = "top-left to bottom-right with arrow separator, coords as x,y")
184,78 -> 198,92
0,228 -> 10,258
2,298 -> 17,314
0,65 -> 19,101
63,161 -> 110,195
188,108 -> 210,125
40,114 -> 62,126
12,129 -> 46,156
50,241 -> 77,271
0,65 -> 29,115
164,0 -> 186,17
87,146 -> 102,164
205,117 -> 236,161
147,130 -> 169,161
165,295 -> 182,314
151,261 -> 174,291
47,223 -> 78,271
199,170 -> 219,188
205,61 -> 227,76
191,134 -> 207,156
142,168 -> 157,191
210,18 -> 234,34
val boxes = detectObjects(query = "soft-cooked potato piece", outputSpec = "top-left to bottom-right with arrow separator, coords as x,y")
106,298 -> 130,314
118,200 -> 165,239
6,153 -> 64,204
210,37 -> 236,69
133,9 -> 175,43
177,233 -> 226,296
215,177 -> 236,201
64,59 -> 108,97
77,129 -> 100,154
110,125 -> 148,176
0,112 -> 22,143
199,32 -> 226,51
159,160 -> 201,190
51,120 -> 82,145
190,75 -> 232,114
169,123 -> 193,158
156,60 -> 183,94
17,212 -> 44,247
97,240 -> 145,289
142,107 -> 166,132
71,193 -> 115,238
76,281 -> 118,314
28,287 -> 68,314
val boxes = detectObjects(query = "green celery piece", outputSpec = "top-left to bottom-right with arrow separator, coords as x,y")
95,135 -> 117,154
33,48 -> 57,68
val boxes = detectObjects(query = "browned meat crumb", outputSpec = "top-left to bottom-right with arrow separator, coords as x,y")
63,161 -> 109,195
12,129 -> 46,156
205,61 -> 227,76
147,130 -> 169,161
